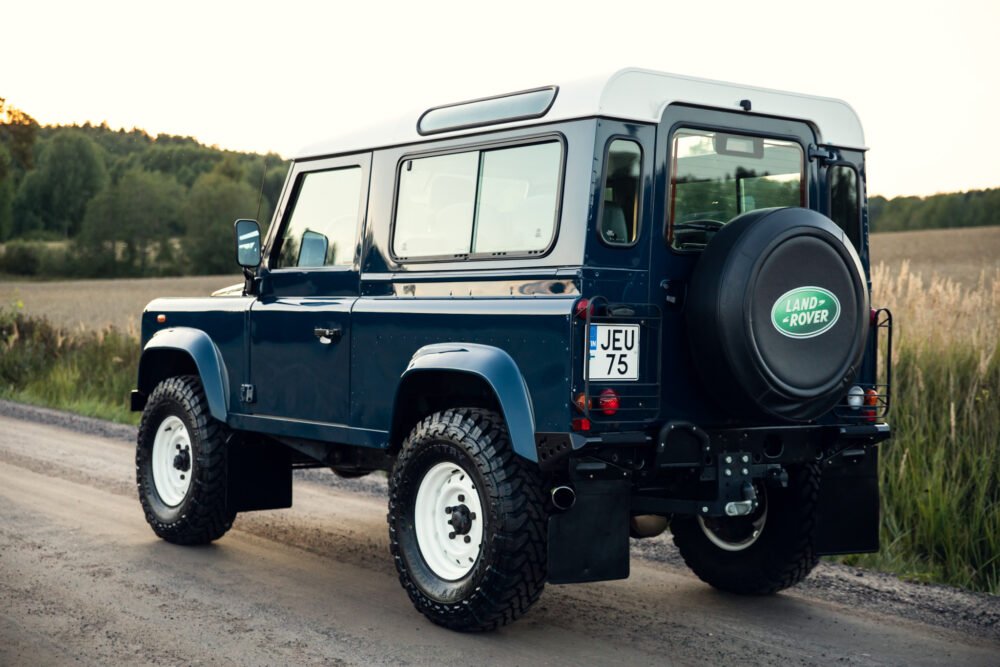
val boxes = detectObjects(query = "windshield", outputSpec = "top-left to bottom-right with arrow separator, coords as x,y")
668,128 -> 804,250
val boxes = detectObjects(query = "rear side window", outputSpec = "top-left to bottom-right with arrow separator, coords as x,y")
669,128 -> 803,250
829,164 -> 861,248
393,141 -> 562,260
275,167 -> 363,268
598,139 -> 642,246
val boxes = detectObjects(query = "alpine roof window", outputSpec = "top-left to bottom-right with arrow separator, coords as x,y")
417,87 -> 558,135
393,140 -> 562,260
668,128 -> 803,250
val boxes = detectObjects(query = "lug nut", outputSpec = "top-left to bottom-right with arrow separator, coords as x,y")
464,536 -> 471,544
449,532 -> 456,539
445,506 -> 452,514
458,494 -> 465,502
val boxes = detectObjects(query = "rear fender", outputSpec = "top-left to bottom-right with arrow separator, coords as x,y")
137,327 -> 229,422
397,343 -> 537,462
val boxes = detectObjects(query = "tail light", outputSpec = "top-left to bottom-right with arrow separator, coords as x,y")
574,298 -> 590,320
864,388 -> 878,422
598,388 -> 620,416
571,417 -> 591,432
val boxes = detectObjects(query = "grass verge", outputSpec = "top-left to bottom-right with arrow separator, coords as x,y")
0,306 -> 139,425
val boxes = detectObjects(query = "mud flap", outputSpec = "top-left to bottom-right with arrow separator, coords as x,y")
815,446 -> 880,554
547,479 -> 630,584
227,438 -> 292,512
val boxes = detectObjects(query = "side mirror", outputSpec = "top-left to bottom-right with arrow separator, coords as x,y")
234,219 -> 261,268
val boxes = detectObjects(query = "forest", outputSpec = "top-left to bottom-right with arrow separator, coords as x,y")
1,97 -> 997,277
0,98 -> 287,278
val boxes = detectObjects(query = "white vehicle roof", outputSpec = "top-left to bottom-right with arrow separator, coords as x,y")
297,68 -> 865,159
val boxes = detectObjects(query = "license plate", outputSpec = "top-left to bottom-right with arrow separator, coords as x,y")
588,324 -> 640,381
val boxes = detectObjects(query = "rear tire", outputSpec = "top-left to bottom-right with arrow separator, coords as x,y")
136,375 -> 235,545
671,464 -> 820,594
388,408 -> 547,631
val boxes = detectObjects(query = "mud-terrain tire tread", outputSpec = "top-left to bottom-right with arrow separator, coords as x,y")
136,375 -> 235,545
387,408 -> 547,632
671,463 -> 821,595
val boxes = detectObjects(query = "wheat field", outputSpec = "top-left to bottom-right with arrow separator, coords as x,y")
0,274 -> 241,333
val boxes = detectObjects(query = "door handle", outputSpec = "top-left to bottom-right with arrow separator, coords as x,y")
313,326 -> 343,344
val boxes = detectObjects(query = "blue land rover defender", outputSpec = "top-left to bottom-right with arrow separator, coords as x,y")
132,69 -> 892,631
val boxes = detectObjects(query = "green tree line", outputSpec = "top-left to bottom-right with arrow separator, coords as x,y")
868,189 -> 1000,233
3,97 -> 998,277
0,98 -> 287,277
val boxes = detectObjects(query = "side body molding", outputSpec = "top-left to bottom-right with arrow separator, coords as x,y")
138,327 -> 230,422
400,343 -> 537,461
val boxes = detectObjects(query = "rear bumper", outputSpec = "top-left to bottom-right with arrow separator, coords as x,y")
535,421 -> 890,471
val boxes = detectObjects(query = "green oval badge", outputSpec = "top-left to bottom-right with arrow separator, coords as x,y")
771,286 -> 840,339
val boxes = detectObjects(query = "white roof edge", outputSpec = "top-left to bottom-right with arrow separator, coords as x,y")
296,68 -> 865,159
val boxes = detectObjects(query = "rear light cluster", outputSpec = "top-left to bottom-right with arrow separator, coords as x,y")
574,388 -> 620,417
847,385 -> 880,422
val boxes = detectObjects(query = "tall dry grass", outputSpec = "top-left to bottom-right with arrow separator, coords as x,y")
850,262 -> 1000,593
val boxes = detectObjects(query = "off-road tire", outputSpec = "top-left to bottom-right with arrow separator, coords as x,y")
136,375 -> 235,545
671,464 -> 821,594
388,408 -> 547,632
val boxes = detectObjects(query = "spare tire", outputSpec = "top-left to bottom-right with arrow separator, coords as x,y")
685,207 -> 868,422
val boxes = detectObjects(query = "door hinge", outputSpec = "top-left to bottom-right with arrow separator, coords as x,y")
240,384 -> 256,404
808,144 -> 839,164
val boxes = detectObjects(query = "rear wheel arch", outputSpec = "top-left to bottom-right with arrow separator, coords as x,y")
389,370 -> 502,455
388,344 -> 537,462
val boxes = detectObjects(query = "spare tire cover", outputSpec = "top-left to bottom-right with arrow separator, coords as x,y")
685,207 -> 869,422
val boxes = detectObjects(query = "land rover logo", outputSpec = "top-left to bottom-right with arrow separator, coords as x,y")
771,286 -> 841,339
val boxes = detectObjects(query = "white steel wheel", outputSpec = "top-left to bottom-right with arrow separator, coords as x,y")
414,461 -> 485,580
151,415 -> 193,507
696,486 -> 768,553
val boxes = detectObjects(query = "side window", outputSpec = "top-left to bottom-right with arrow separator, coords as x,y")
598,139 -> 642,245
829,165 -> 861,249
275,167 -> 363,268
393,140 -> 562,260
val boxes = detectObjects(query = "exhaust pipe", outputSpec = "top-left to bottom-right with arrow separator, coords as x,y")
550,485 -> 576,511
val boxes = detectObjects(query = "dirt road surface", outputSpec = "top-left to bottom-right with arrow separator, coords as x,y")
1,403 -> 997,666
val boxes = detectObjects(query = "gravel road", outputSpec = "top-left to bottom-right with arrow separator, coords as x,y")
0,400 -> 997,666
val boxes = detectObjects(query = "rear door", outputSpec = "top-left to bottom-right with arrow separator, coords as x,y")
651,105 -> 818,422
248,154 -> 370,426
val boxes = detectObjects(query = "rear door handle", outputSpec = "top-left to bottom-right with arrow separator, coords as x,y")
314,326 -> 343,344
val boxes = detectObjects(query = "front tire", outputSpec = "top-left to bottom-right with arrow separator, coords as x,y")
671,464 -> 821,594
136,375 -> 235,545
388,408 -> 547,631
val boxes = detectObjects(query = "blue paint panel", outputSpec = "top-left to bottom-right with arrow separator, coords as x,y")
350,298 -> 575,438
141,296 -> 250,414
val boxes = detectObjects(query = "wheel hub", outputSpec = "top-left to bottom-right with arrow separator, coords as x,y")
414,462 -> 484,580
151,415 -> 193,507
448,504 -> 473,536
173,448 -> 191,472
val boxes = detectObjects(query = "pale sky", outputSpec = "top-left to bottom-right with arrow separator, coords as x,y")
4,0 -> 998,198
